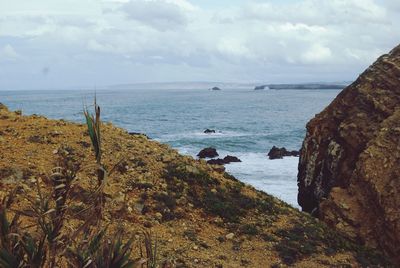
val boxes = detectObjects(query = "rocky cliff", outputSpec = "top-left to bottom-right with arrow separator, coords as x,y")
298,44 -> 400,263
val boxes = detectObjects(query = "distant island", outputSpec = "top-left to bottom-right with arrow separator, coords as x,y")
254,83 -> 347,90
107,81 -> 349,91
211,86 -> 221,90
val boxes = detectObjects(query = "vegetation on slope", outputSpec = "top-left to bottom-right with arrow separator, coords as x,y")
0,103 -> 392,267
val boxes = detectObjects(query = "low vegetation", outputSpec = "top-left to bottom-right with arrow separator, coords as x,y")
0,102 -> 394,267
0,102 -> 158,267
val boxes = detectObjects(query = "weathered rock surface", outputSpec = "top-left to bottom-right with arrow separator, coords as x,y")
298,44 -> 400,263
197,147 -> 219,158
268,146 -> 299,159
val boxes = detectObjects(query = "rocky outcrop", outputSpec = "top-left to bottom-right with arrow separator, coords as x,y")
197,147 -> 218,158
298,44 -> 400,263
207,155 -> 241,165
207,158 -> 225,165
204,129 -> 216,134
223,155 -> 241,163
268,146 -> 300,159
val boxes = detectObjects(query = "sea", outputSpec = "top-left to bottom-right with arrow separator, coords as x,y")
0,88 -> 340,208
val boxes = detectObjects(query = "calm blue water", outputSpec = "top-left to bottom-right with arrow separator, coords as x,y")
0,88 -> 340,207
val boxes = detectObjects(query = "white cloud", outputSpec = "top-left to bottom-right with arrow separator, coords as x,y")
301,44 -> 332,63
0,0 -> 399,89
0,44 -> 21,61
119,0 -> 191,31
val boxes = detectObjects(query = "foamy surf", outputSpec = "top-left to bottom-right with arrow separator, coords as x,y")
175,147 -> 300,208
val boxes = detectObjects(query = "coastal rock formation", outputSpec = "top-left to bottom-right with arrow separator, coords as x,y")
298,44 -> 400,263
197,147 -> 218,158
206,158 -> 225,165
223,155 -> 241,163
207,155 -> 241,165
268,146 -> 300,159
204,129 -> 216,134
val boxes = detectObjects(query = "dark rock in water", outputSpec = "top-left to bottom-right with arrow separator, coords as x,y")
204,129 -> 216,134
207,155 -> 241,165
197,147 -> 219,158
223,155 -> 241,163
207,159 -> 225,165
268,146 -> 286,159
211,87 -> 221,91
298,44 -> 400,263
267,146 -> 299,159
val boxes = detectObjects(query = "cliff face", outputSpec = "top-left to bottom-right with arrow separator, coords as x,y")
298,44 -> 400,262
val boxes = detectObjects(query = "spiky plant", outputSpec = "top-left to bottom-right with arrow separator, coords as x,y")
141,231 -> 158,268
83,97 -> 106,187
0,190 -> 47,268
67,229 -> 146,268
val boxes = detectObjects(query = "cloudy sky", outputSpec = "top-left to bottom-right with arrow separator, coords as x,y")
0,0 -> 399,90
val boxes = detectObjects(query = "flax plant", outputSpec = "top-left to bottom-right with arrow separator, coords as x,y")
83,97 -> 106,188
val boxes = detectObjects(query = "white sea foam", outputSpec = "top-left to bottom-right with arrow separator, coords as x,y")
224,152 -> 300,208
176,148 -> 300,208
159,130 -> 254,141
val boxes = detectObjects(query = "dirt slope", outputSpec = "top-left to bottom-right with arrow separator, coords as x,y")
0,104 -> 390,267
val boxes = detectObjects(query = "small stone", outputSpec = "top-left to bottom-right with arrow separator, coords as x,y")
143,221 -> 152,228
134,203 -> 145,213
226,233 -> 235,240
193,246 -> 199,250
155,212 -> 163,221
53,149 -> 58,154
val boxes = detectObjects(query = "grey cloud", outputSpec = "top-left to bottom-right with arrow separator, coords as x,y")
119,0 -> 188,31
237,1 -> 389,26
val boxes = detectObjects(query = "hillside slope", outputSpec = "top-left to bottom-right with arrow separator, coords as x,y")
0,104 -> 390,267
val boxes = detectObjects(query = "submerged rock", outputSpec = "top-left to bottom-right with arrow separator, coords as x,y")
197,147 -> 218,158
267,146 -> 299,159
298,44 -> 400,263
204,129 -> 216,134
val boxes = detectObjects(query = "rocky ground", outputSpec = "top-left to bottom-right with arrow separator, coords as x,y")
0,104 -> 392,267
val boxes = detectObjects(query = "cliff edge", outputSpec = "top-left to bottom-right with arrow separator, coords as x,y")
298,44 -> 400,263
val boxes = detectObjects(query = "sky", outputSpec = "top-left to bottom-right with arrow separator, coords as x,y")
0,0 -> 399,90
